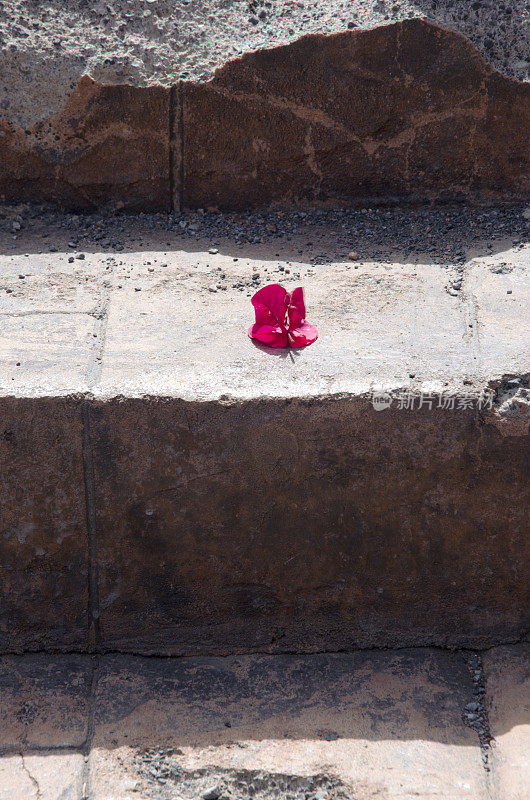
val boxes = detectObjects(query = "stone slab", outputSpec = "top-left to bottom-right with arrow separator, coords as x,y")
483,644 -> 530,800
0,655 -> 91,750
90,393 -> 530,654
0,398 -> 89,651
98,253 -> 473,399
0,77 -> 170,212
0,752 -> 84,800
89,650 -> 486,799
467,252 -> 530,376
0,313 -> 94,396
181,20 -> 530,210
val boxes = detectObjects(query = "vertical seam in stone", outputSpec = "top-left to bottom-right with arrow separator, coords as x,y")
169,84 -> 176,213
179,80 -> 184,212
81,400 -> 101,653
80,654 -> 100,800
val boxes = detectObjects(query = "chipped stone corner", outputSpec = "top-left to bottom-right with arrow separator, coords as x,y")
486,374 -> 530,436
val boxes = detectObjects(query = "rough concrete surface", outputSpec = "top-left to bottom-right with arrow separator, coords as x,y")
0,648 -> 502,799
0,205 -> 528,653
90,650 -> 487,799
483,644 -> 530,800
1,204 -> 528,400
1,17 -> 529,209
0,654 -> 90,799
0,647 -> 528,799
1,0 -> 528,131
0,752 -> 84,800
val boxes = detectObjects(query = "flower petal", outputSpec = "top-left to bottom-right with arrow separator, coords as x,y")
287,286 -> 306,330
248,324 -> 289,348
288,322 -> 319,348
251,284 -> 288,327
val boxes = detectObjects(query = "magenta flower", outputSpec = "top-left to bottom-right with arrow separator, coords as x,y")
248,284 -> 318,349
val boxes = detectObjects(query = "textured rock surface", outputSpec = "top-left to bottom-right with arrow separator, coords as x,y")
0,209 -> 528,654
182,20 -> 530,209
483,644 -> 530,800
1,19 -> 529,210
1,649 -> 504,799
0,398 -> 89,653
1,0 -> 528,131
88,650 -> 486,800
0,655 -> 91,748
0,654 -> 90,798
90,396 -> 530,654
0,752 -> 84,800
0,77 -> 170,211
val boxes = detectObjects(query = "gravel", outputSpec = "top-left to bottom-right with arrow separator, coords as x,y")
133,751 -> 355,799
462,652 -> 493,771
0,0 -> 528,129
2,202 -> 528,269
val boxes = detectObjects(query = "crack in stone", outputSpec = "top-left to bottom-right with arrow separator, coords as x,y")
20,752 -> 41,799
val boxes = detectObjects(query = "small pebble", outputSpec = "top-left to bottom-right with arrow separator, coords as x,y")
209,247 -> 219,254
202,788 -> 222,800
348,251 -> 360,261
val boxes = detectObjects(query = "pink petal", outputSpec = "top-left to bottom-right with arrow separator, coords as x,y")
287,322 -> 319,348
251,284 -> 288,327
248,324 -> 289,348
287,287 -> 306,330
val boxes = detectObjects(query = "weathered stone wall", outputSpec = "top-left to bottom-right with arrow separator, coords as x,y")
1,21 -> 529,211
1,394 -> 528,655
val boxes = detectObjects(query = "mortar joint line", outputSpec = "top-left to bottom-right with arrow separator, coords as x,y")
80,654 -> 100,800
178,80 -> 184,213
169,84 -> 177,213
81,400 -> 101,654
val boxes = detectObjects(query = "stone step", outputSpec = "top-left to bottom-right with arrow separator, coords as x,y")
0,206 -> 528,655
1,645 -> 529,799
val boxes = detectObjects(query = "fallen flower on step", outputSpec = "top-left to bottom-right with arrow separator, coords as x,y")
248,284 -> 318,349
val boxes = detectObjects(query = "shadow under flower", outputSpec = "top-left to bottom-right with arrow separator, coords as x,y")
250,339 -> 303,363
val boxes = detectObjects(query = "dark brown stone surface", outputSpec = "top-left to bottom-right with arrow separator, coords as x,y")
182,19 -> 530,209
1,19 -> 528,211
0,76 -> 170,211
89,397 -> 530,655
0,398 -> 89,652
0,654 -> 91,749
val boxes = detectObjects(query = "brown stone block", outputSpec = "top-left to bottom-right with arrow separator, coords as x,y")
182,19 -> 530,209
90,398 -> 529,654
0,398 -> 89,652
0,77 -> 170,211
